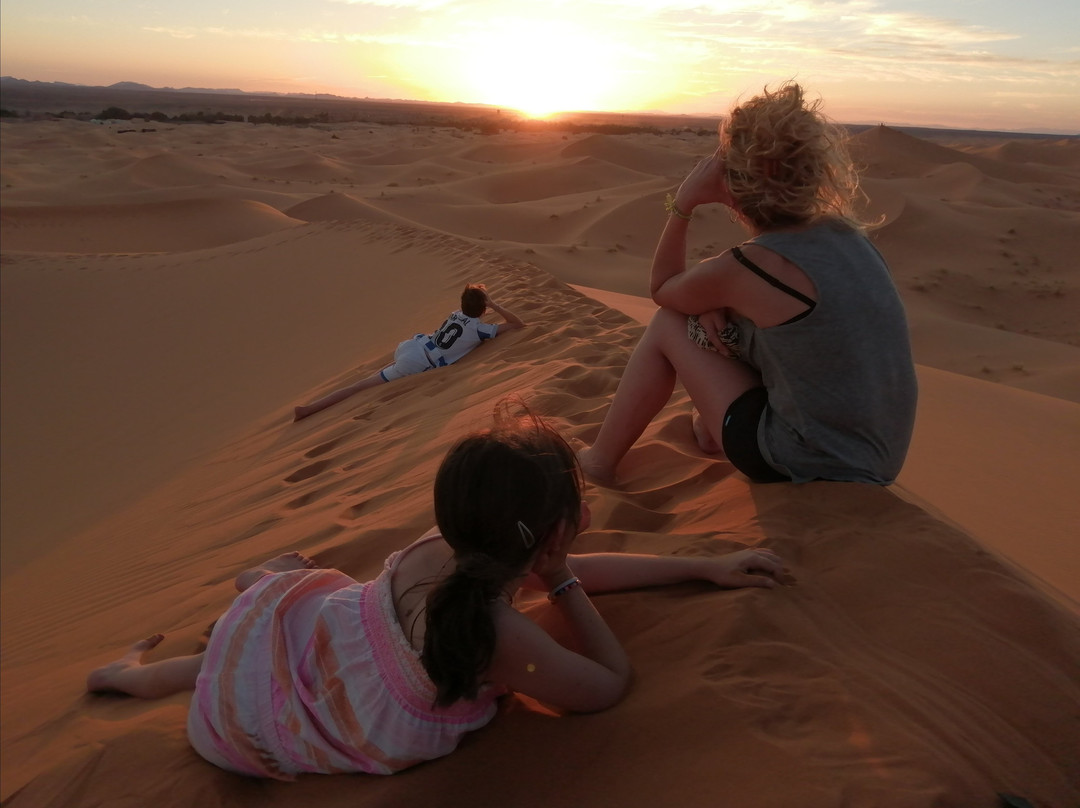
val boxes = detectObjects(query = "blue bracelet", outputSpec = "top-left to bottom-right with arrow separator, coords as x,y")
548,576 -> 581,603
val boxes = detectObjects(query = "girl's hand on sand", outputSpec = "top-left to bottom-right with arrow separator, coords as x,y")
705,548 -> 793,589
675,148 -> 734,212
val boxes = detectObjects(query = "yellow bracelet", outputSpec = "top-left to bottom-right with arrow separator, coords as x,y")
664,193 -> 692,221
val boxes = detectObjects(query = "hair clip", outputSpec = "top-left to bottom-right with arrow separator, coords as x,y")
516,520 -> 536,548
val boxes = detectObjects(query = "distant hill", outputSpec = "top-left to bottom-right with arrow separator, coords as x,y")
0,76 -> 508,126
1,76 -> 1075,138
106,81 -> 156,91
4,76 -> 352,101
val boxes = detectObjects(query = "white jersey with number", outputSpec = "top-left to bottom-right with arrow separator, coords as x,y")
422,311 -> 498,367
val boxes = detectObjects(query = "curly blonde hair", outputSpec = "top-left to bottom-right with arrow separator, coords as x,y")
722,81 -> 864,230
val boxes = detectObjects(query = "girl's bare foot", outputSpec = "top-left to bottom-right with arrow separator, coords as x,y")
86,634 -> 165,693
235,551 -> 319,592
576,447 -> 616,487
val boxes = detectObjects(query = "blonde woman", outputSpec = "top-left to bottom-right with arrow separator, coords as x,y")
580,82 -> 917,485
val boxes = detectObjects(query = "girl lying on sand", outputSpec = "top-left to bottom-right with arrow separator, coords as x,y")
87,411 -> 787,778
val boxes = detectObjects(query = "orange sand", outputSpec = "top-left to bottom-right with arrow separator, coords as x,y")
2,119 -> 1078,807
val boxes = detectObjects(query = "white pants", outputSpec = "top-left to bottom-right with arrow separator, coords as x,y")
379,336 -> 434,382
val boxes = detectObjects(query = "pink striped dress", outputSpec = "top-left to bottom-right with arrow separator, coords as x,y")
186,541 -> 502,778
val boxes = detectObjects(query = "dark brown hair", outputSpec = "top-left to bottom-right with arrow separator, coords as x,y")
422,410 -> 582,706
460,284 -> 488,318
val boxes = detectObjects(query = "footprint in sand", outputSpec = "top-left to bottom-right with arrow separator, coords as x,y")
335,501 -> 368,524
284,458 -> 332,483
304,438 -> 343,458
283,490 -> 321,510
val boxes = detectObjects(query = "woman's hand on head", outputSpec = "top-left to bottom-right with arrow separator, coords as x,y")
704,548 -> 793,589
675,148 -> 734,212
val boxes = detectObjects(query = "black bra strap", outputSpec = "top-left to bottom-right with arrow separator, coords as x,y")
732,246 -> 816,309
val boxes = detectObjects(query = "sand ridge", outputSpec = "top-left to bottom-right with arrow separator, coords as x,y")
3,118 -> 1075,391
2,118 -> 1079,806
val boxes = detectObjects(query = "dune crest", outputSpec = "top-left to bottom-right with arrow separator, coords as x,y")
1,197 -> 302,253
2,118 -> 1078,806
284,191 -> 413,225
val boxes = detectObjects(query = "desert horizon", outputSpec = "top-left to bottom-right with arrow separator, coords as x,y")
3,75 -> 1078,139
2,91 -> 1079,807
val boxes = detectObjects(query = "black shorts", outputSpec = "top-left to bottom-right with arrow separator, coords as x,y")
721,387 -> 790,484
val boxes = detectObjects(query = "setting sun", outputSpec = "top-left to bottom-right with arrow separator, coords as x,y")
457,20 -> 624,117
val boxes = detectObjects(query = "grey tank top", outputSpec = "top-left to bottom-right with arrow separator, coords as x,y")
733,221 -> 917,484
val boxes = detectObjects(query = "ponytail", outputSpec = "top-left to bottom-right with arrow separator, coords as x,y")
421,411 -> 582,707
422,553 -> 508,706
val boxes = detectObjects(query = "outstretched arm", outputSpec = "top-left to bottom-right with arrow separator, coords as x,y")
523,548 -> 788,593
485,294 -> 526,332
487,520 -> 631,713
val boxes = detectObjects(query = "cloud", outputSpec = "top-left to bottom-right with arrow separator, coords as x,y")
324,0 -> 456,7
137,0 -> 1077,105
142,27 -> 199,40
140,24 -> 452,48
628,0 -> 1080,86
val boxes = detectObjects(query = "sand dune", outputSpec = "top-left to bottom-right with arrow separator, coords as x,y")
0,197 -> 302,253
103,152 -> 244,190
284,191 -> 416,225
234,149 -> 358,183
458,137 -> 570,164
448,157 -> 657,204
2,118 -> 1078,807
561,132 -> 699,175
852,125 -> 1072,186
983,138 -> 1080,168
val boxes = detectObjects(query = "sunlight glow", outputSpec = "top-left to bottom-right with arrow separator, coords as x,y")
457,20 -> 624,117
1,0 -> 1076,132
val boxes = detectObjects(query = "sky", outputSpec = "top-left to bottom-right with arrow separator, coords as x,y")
1,0 -> 1078,133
